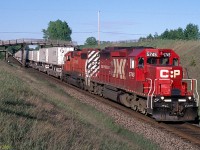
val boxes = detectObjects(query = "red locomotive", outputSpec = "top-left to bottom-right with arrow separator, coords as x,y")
62,47 -> 199,121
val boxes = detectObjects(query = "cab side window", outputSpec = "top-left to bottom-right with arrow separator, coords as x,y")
160,58 -> 169,65
147,57 -> 157,64
173,58 -> 178,66
138,57 -> 144,68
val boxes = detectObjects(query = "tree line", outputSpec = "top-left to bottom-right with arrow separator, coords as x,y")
42,20 -> 200,45
143,23 -> 200,41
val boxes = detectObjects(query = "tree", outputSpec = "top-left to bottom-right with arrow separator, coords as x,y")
154,32 -> 159,39
184,23 -> 199,40
42,19 -> 72,41
146,34 -> 154,40
85,37 -> 98,45
174,28 -> 184,39
157,23 -> 200,40
0,47 -> 4,59
160,29 -> 169,39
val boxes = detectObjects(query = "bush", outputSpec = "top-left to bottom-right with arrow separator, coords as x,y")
0,52 -> 5,60
190,57 -> 196,66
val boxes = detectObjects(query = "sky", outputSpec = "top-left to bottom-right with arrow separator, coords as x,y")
0,0 -> 200,44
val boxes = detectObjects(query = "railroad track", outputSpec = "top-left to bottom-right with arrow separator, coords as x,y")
166,123 -> 200,146
25,67 -> 200,148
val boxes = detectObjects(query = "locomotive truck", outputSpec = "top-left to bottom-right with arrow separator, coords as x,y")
62,47 -> 199,121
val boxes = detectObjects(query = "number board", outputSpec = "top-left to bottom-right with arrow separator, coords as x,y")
146,52 -> 158,57
163,53 -> 171,57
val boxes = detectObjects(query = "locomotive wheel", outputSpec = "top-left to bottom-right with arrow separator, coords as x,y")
97,84 -> 102,95
79,80 -> 84,90
60,74 -> 63,81
88,82 -> 94,93
66,76 -> 70,84
97,85 -> 103,96
102,86 -> 107,98
83,82 -> 87,91
137,103 -> 142,112
93,83 -> 98,95
141,108 -> 147,115
119,94 -> 131,108
99,87 -> 103,96
132,105 -> 138,111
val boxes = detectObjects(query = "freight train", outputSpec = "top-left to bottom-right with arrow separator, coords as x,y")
15,46 -> 199,121
14,47 -> 74,78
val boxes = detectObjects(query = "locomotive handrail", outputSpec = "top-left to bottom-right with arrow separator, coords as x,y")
182,79 -> 199,106
146,78 -> 153,109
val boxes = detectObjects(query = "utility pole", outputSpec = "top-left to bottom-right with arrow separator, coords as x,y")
98,11 -> 100,47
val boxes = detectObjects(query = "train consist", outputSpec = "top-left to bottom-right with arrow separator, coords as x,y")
14,47 -> 74,78
15,46 -> 199,121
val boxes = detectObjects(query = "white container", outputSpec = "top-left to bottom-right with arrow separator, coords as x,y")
48,47 -> 74,65
28,51 -> 34,61
33,51 -> 39,62
39,48 -> 48,63
14,51 -> 22,60
14,50 -> 27,61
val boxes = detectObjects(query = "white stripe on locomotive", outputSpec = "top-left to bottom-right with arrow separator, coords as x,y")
85,51 -> 100,86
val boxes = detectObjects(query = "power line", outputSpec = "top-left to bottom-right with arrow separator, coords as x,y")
73,31 -> 96,34
73,31 -> 147,35
0,31 -> 147,36
0,32 -> 41,34
100,31 -> 147,36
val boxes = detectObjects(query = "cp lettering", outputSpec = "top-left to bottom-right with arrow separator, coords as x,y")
160,70 -> 180,78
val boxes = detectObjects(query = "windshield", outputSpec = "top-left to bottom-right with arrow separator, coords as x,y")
147,57 -> 170,66
160,58 -> 169,65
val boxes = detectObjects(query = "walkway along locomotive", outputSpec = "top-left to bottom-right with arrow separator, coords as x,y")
62,47 -> 199,121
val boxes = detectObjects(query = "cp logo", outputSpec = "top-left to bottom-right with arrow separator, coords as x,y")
160,70 -> 180,78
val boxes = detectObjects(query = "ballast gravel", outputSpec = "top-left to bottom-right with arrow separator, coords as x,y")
63,86 -> 199,150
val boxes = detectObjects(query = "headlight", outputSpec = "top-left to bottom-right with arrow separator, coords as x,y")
161,96 -> 164,100
188,97 -> 192,100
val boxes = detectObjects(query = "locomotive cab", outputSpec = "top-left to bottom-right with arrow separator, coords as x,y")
124,47 -> 199,121
142,49 -> 199,121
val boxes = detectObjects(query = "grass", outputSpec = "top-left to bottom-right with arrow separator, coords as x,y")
0,62 -> 159,150
0,52 -> 5,60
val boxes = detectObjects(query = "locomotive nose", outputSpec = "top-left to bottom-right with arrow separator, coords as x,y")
148,66 -> 183,96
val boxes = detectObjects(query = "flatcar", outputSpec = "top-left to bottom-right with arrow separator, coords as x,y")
62,47 -> 199,121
